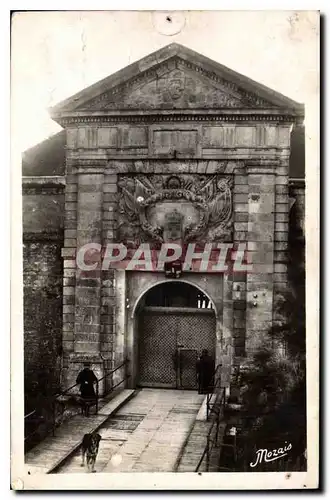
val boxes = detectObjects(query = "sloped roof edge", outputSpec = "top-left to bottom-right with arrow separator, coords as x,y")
22,130 -> 66,176
49,43 -> 304,117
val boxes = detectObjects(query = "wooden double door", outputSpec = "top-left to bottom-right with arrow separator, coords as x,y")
137,306 -> 215,389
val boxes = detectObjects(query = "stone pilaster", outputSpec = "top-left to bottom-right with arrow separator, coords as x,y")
274,157 -> 290,294
66,168 -> 106,390
74,172 -> 104,351
245,161 -> 277,355
232,163 -> 248,360
101,168 -> 121,389
61,164 -> 78,384
221,273 -> 233,389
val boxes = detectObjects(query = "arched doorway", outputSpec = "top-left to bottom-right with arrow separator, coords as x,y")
135,281 -> 216,389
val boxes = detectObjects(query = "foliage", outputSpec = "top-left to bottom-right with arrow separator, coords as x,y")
237,344 -> 306,470
235,202 -> 306,471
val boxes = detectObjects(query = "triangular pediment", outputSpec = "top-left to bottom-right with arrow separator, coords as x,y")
77,61 -> 261,111
50,44 -> 304,118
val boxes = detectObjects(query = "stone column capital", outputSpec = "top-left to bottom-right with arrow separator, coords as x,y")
246,160 -> 278,175
74,167 -> 106,174
68,158 -> 108,174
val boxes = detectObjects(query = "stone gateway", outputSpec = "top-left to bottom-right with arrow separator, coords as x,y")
22,44 -> 305,404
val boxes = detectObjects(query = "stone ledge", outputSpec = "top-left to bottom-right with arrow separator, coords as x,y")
22,176 -> 65,186
25,389 -> 136,475
67,352 -> 102,362
23,231 -> 64,242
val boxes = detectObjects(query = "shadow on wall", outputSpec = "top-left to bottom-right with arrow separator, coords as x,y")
289,124 -> 305,179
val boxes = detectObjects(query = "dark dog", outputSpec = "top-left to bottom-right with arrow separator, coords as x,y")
81,432 -> 101,472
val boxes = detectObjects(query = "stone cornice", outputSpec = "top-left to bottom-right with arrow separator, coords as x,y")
246,159 -> 279,174
66,159 -> 108,172
289,178 -> 305,188
73,159 -> 108,166
246,159 -> 280,167
23,231 -> 64,242
23,186 -> 65,195
105,159 -> 245,175
22,176 -> 65,195
22,176 -> 65,185
54,110 -> 301,128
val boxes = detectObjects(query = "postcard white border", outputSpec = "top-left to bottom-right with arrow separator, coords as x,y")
9,5 -> 320,491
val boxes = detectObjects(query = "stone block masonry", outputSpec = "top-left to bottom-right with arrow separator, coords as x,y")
60,156 -> 293,391
245,162 -> 276,357
75,173 -> 104,353
101,172 -> 119,386
22,176 -> 65,413
45,44 -> 302,394
232,167 -> 248,360
59,168 -> 109,393
23,241 -> 63,411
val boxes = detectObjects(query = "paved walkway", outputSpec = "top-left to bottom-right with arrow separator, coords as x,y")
57,389 -> 204,473
25,390 -> 135,475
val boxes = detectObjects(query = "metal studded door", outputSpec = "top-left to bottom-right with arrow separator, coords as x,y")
176,309 -> 216,389
138,307 -> 215,389
179,349 -> 198,389
176,309 -> 216,356
138,308 -> 177,388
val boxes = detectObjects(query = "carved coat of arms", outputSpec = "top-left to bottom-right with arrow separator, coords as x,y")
117,173 -> 233,245
166,70 -> 186,101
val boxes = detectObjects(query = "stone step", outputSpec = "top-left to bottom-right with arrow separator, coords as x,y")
25,389 -> 136,475
175,417 -> 227,472
57,388 -> 204,474
175,420 -> 213,472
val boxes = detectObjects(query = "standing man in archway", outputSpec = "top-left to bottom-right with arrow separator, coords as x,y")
197,349 -> 214,394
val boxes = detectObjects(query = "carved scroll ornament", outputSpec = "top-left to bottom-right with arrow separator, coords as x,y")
117,173 -> 233,244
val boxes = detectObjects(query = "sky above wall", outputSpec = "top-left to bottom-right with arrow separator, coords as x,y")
11,10 -> 318,152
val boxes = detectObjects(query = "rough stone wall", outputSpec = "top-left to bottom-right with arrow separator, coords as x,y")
23,180 -> 64,413
23,241 -> 63,405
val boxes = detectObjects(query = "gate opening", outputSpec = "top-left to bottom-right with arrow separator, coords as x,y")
143,281 -> 213,309
136,281 -> 216,390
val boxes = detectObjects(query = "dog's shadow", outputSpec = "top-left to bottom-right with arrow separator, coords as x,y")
80,464 -> 97,473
